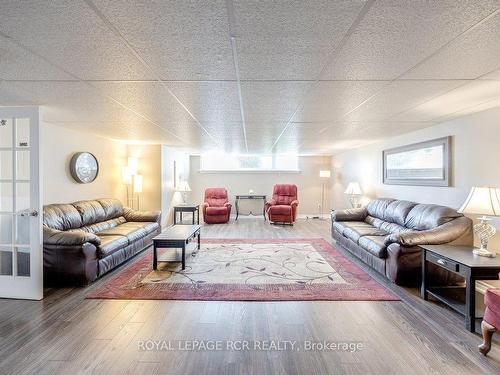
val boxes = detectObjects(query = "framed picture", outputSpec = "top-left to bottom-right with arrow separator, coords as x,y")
383,136 -> 451,186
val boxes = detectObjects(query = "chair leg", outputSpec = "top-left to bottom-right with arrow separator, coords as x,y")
479,320 -> 496,356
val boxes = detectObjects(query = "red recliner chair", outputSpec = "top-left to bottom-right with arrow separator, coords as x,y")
479,273 -> 500,355
203,188 -> 231,224
266,184 -> 299,224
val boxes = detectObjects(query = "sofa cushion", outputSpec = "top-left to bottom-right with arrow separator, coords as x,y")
343,226 -> 388,243
73,200 -> 106,226
73,217 -> 126,234
358,236 -> 387,258
383,200 -> 418,226
405,204 -> 462,231
97,235 -> 129,258
43,204 -> 83,231
97,198 -> 124,220
97,223 -> 148,243
365,216 -> 412,235
206,206 -> 229,216
333,221 -> 370,234
366,198 -> 395,220
269,205 -> 292,215
124,222 -> 160,235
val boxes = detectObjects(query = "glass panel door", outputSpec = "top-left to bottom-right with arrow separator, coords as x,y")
0,107 -> 42,300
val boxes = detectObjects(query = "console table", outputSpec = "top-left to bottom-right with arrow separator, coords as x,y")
173,204 -> 200,225
421,244 -> 500,332
235,195 -> 266,220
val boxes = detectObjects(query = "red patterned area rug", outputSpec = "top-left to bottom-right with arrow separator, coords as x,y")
87,238 -> 399,301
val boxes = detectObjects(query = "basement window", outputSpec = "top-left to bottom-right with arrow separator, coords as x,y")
200,153 -> 300,173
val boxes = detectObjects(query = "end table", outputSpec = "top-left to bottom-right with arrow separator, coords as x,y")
173,204 -> 200,225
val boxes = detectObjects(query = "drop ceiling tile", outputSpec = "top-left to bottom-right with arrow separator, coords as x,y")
391,80 -> 500,122
91,81 -> 196,124
0,81 -> 185,145
166,82 -> 241,123
0,1 -> 153,80
343,80 -> 469,121
293,81 -> 387,122
0,37 -> 74,80
321,0 -> 500,80
403,12 -> 500,79
233,0 -> 367,79
92,0 -> 235,80
480,69 -> 500,80
241,81 -> 310,122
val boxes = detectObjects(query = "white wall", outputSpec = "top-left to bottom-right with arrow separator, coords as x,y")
42,123 -> 127,205
331,106 -> 500,247
161,146 -> 190,227
189,155 -> 332,216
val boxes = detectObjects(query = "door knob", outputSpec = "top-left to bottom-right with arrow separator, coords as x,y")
18,210 -> 38,217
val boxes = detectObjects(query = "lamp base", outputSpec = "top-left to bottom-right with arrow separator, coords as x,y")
473,248 -> 497,258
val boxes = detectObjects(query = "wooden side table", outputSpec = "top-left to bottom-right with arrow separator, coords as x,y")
173,204 -> 200,225
421,244 -> 500,332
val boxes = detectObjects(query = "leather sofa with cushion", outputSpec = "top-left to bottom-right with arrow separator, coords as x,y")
331,198 -> 473,285
43,198 -> 161,286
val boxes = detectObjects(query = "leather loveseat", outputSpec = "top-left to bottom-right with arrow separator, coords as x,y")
43,198 -> 161,286
331,198 -> 473,285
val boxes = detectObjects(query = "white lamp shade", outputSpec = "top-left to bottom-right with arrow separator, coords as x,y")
458,187 -> 500,216
128,157 -> 138,175
121,166 -> 132,185
344,182 -> 362,195
319,170 -> 331,178
176,181 -> 191,192
133,174 -> 143,193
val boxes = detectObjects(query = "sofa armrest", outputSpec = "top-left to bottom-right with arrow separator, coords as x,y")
331,207 -> 367,222
124,207 -> 161,224
384,216 -> 472,247
290,200 -> 299,207
43,227 -> 101,246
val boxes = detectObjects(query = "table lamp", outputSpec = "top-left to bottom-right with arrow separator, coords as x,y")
458,186 -> 500,258
344,182 -> 362,208
176,181 -> 191,205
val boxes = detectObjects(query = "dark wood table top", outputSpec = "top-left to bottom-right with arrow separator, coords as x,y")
173,204 -> 199,209
421,245 -> 500,268
153,225 -> 201,241
235,194 -> 266,199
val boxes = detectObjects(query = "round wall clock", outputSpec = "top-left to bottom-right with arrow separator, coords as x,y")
70,152 -> 99,184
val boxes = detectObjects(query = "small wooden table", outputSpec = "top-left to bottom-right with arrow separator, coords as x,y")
173,204 -> 200,225
235,195 -> 267,220
421,245 -> 500,332
152,225 -> 201,270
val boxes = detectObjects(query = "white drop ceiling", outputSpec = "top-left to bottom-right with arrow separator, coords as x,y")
0,0 -> 499,154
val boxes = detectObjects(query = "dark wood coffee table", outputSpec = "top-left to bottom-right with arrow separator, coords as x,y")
152,225 -> 201,270
421,244 -> 500,332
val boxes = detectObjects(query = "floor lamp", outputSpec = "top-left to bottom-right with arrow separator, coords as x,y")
319,170 -> 331,219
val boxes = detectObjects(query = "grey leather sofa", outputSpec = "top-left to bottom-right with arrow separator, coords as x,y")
43,198 -> 161,286
331,198 -> 473,285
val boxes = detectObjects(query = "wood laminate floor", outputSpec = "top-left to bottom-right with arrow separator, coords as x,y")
1,218 -> 499,374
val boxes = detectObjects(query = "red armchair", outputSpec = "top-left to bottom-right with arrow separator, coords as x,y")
479,273 -> 500,355
266,184 -> 299,224
203,188 -> 231,224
